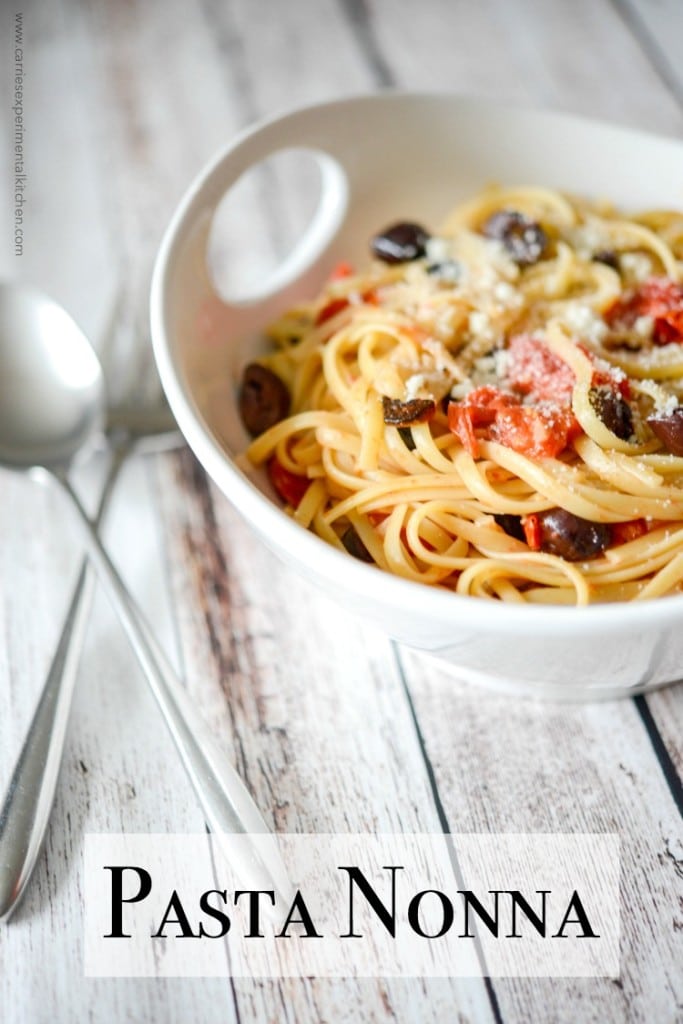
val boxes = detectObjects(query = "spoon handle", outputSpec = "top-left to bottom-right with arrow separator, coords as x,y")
55,473 -> 290,904
0,448 -> 128,921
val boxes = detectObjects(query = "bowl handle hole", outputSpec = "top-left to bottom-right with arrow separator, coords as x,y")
206,147 -> 348,307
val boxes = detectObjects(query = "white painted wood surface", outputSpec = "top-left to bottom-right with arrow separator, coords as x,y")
1,1 -> 682,1022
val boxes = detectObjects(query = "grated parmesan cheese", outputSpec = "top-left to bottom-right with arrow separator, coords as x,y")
494,348 -> 510,378
450,380 -> 472,400
634,314 -> 654,339
637,378 -> 679,415
468,311 -> 496,343
568,221 -> 607,255
562,303 -> 608,344
621,252 -> 652,282
425,236 -> 453,264
493,281 -> 523,308
405,373 -> 426,399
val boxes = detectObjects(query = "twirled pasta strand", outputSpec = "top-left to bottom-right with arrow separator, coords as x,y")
246,187 -> 683,604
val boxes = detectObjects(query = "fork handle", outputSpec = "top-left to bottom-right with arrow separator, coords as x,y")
0,448 -> 127,921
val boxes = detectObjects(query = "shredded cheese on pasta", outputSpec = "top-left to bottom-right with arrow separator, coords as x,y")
244,185 -> 683,605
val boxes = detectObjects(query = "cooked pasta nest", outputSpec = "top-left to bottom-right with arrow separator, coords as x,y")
242,185 -> 683,605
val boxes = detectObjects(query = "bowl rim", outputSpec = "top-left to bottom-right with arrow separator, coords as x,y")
150,89 -> 683,637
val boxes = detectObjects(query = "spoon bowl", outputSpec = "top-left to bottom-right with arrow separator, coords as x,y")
0,281 -> 288,917
0,282 -> 104,471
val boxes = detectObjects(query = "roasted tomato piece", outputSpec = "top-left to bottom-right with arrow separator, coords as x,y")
315,296 -> 350,326
654,307 -> 683,344
522,513 -> 542,551
505,334 -> 575,405
315,288 -> 378,326
329,261 -> 354,280
447,387 -> 520,457
605,277 -> 683,345
267,457 -> 309,508
462,386 -> 519,421
491,404 -> 581,459
449,382 -> 580,460
592,367 -> 631,400
610,519 -> 648,545
448,403 -> 479,456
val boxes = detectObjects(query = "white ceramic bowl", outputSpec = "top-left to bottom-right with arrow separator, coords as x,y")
150,93 -> 683,700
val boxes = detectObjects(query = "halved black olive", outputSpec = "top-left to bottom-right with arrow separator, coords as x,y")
535,509 -> 611,561
341,525 -> 373,562
426,259 -> 461,282
494,513 -> 526,543
239,363 -> 290,437
482,209 -> 548,267
382,396 -> 436,426
371,222 -> 430,264
589,386 -> 634,441
648,407 -> 683,455
397,426 -> 417,450
593,249 -> 620,271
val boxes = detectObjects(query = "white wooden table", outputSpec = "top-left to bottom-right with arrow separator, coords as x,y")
1,1 -> 682,1021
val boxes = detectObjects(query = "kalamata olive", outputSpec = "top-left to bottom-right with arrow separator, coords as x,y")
589,386 -> 634,440
536,508 -> 611,561
239,363 -> 290,436
426,259 -> 461,282
482,210 -> 548,267
593,249 -> 620,270
382,396 -> 436,425
371,222 -> 430,264
398,426 -> 417,450
494,513 -> 526,542
341,525 -> 373,562
648,406 -> 683,455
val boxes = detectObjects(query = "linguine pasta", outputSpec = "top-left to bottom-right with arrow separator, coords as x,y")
242,185 -> 683,605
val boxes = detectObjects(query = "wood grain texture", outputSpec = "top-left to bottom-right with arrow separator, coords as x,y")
620,0 -> 683,107
154,449 -> 498,1023
1,0 -> 682,1021
398,649 -> 683,1023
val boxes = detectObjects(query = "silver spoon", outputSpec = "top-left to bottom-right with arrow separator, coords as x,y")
0,283 -> 289,915
0,394 -> 180,920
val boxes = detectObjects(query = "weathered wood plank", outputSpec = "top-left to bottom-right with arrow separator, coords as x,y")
1,0 -> 240,1019
84,0 -> 498,1016
622,0 -> 683,107
618,0 -> 683,783
154,448 -> 498,1023
365,0 -> 683,134
398,648 -> 683,1023
0,452 -> 239,1024
357,1 -> 683,1020
1,0 -> 496,1016
363,0 -> 683,799
203,0 -> 375,113
3,0 -> 683,1021
0,1 -> 113,342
